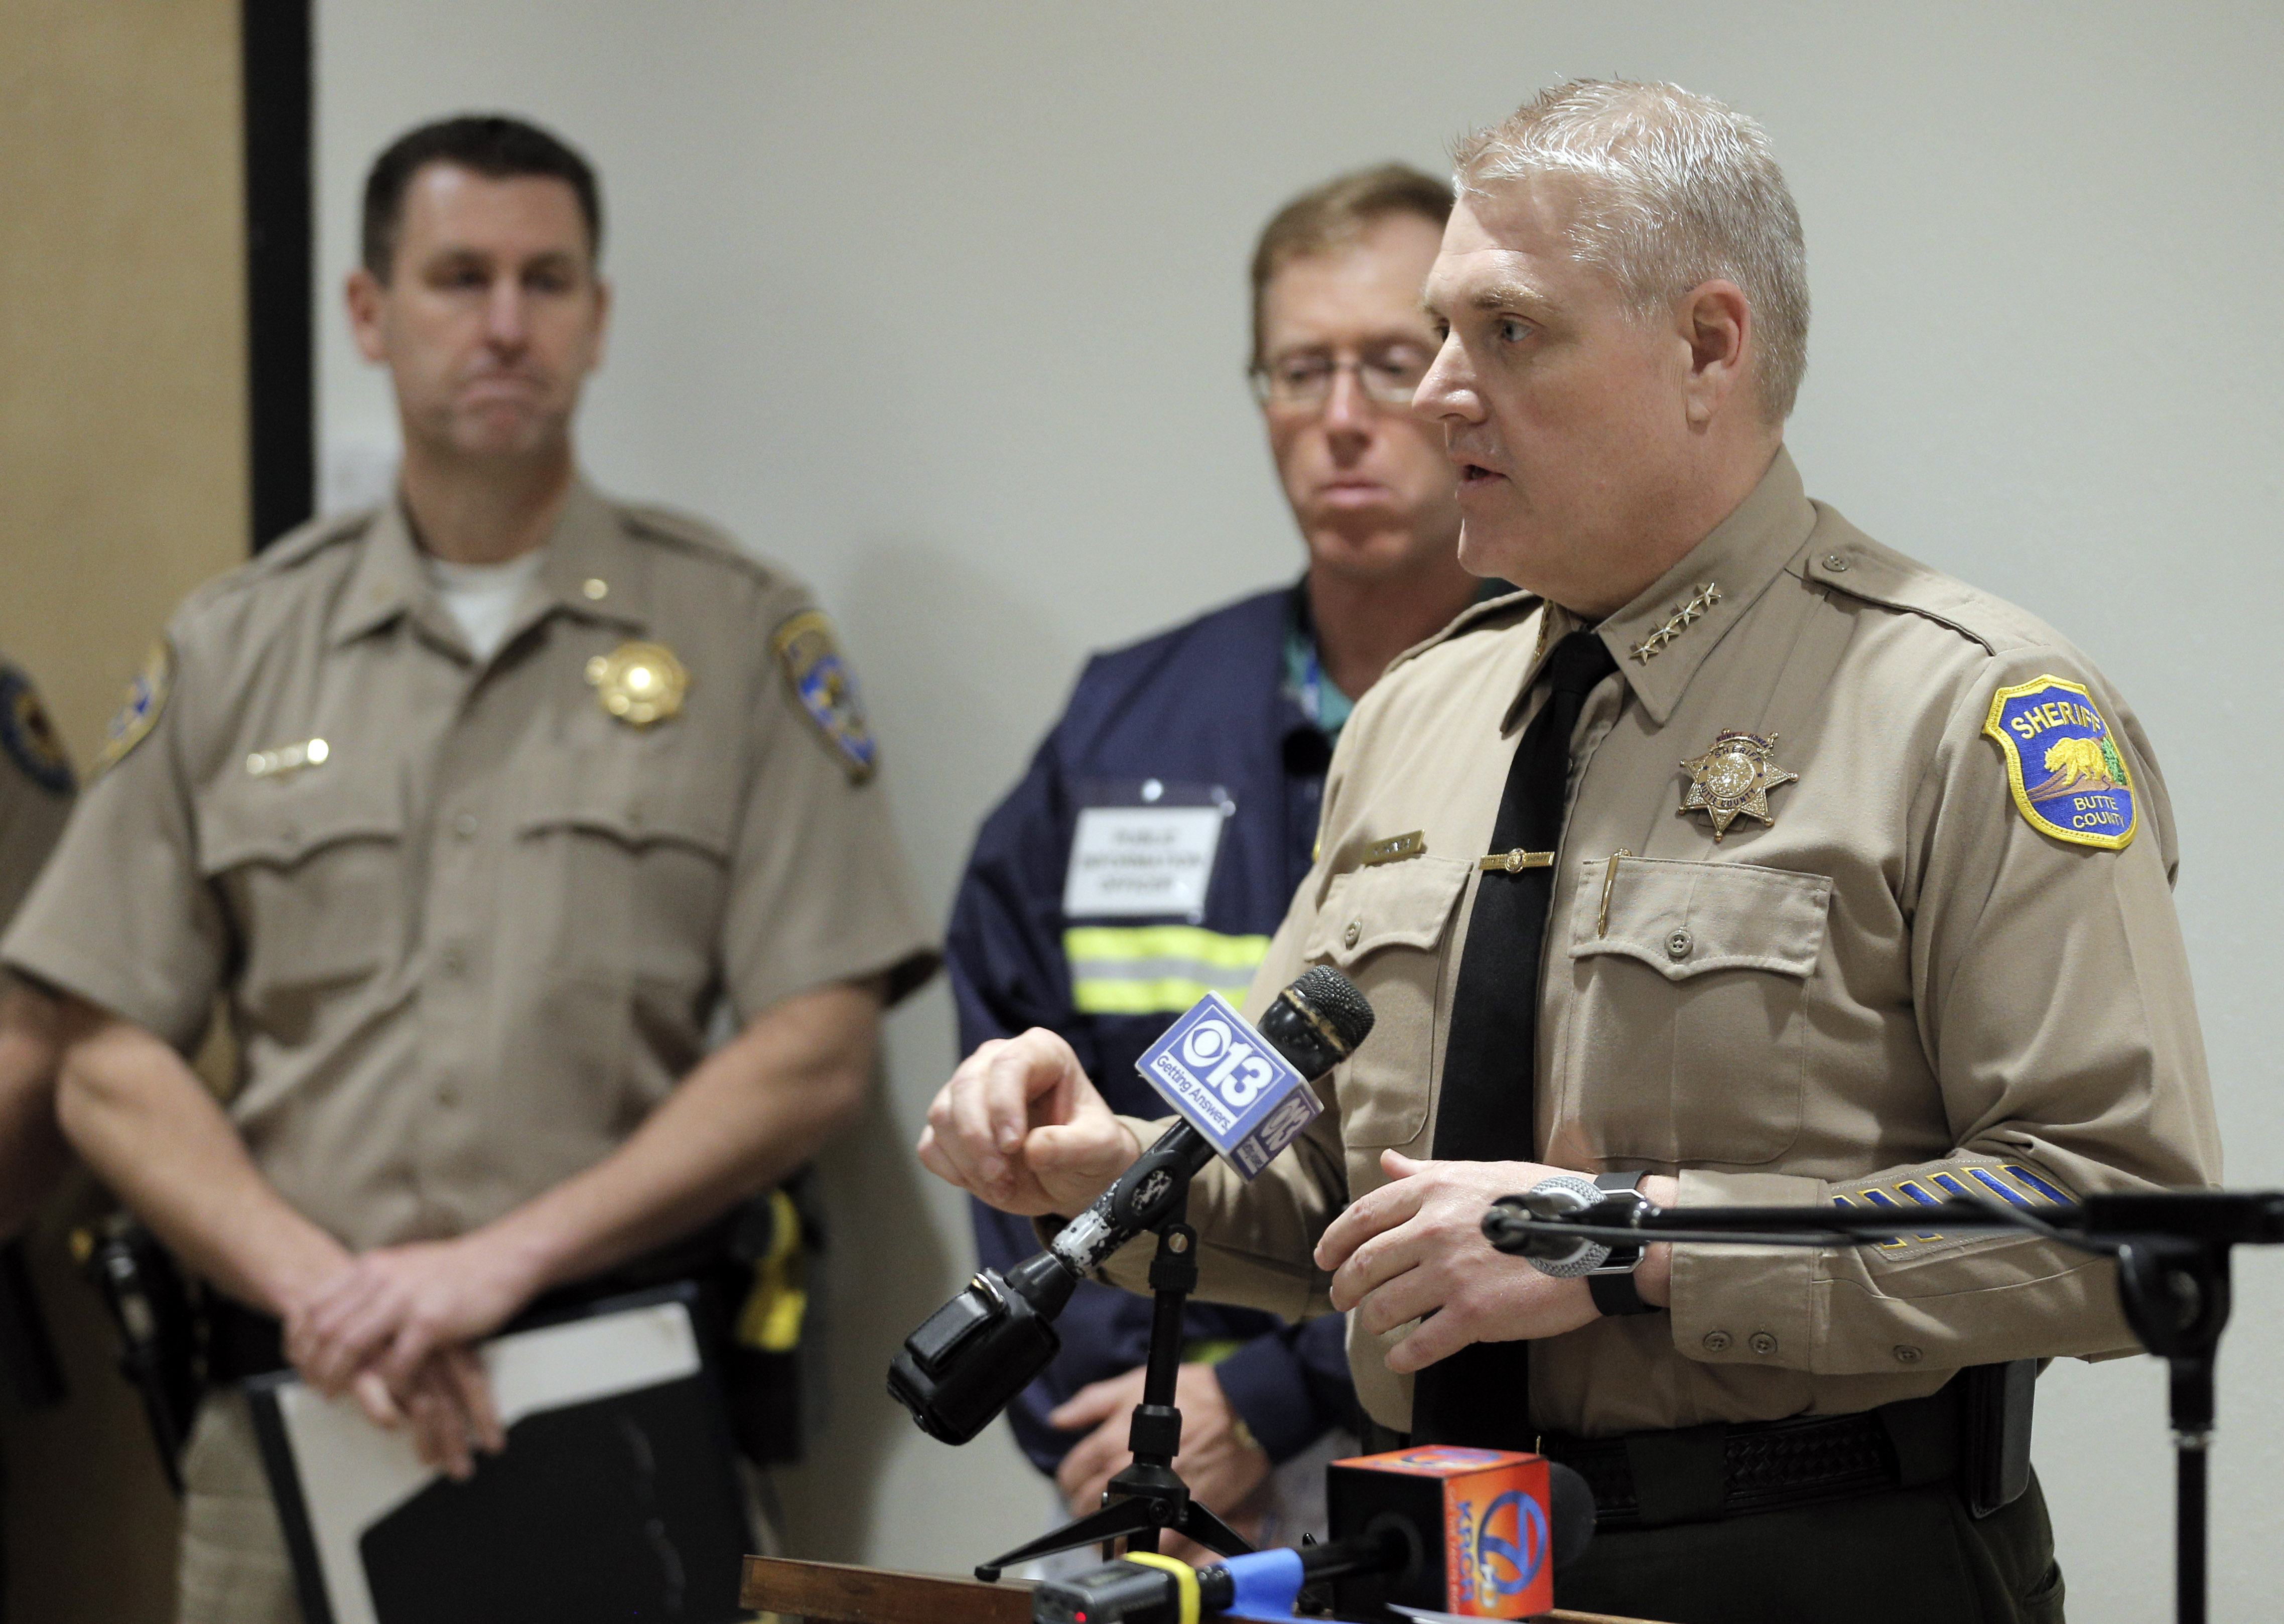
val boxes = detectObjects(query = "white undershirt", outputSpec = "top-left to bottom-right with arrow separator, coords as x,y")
425,549 -> 548,662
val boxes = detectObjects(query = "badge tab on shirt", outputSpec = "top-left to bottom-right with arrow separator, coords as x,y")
1136,990 -> 1319,1180
771,610 -> 875,782
1063,787 -> 1229,920
1982,675 -> 2136,851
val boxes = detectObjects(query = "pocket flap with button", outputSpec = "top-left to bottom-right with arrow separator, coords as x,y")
1570,856 -> 1829,981
196,770 -> 405,875
1305,856 -> 1471,968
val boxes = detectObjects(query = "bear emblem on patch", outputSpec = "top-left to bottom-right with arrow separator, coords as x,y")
1983,675 -> 2135,850
771,609 -> 876,783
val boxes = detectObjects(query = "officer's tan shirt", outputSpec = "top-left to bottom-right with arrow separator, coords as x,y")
3,482 -> 936,1250
0,658 -> 73,929
1106,448 -> 2219,1437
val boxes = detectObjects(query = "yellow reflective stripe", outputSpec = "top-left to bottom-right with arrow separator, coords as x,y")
1064,926 -> 1273,970
1064,925 -> 1271,1016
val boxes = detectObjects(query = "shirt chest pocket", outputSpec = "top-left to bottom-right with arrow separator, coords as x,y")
508,751 -> 737,1008
1303,856 -> 1470,1150
1560,856 -> 1830,1166
196,770 -> 406,1003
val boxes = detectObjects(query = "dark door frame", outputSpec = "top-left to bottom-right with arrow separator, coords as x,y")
242,0 -> 314,552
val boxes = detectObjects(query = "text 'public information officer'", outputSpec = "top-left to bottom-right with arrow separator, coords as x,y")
921,80 -> 2218,1624
4,116 -> 936,1623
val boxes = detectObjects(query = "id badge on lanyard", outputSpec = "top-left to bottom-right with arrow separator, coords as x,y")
1061,778 -> 1234,923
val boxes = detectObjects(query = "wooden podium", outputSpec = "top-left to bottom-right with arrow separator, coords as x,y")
740,1555 -> 1668,1624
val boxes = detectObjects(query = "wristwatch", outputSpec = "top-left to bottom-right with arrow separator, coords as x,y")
1585,1170 -> 1660,1317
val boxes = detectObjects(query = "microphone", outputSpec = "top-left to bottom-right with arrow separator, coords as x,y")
889,967 -> 1375,1445
1029,1446 -> 1596,1623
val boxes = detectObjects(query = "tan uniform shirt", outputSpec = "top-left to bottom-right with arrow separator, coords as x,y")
2,482 -> 936,1250
1108,449 -> 2219,1438
0,657 -> 74,928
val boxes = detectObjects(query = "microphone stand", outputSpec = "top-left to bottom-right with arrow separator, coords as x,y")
972,1160 -> 1251,1582
1482,1188 -> 2284,1624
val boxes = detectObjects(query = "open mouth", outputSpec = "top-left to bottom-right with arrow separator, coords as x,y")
1458,462 -> 1504,487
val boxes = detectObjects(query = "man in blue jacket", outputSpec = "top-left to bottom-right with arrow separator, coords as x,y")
947,164 -> 1484,1547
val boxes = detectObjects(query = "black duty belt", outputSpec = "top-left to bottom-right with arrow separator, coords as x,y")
1539,1387 -> 1960,1530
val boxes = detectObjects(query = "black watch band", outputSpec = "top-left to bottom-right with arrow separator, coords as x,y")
1586,1171 -> 1660,1316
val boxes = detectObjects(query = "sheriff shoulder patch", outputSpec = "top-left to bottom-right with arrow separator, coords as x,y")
0,664 -> 73,795
771,610 -> 876,783
91,641 -> 172,778
1983,674 -> 2135,850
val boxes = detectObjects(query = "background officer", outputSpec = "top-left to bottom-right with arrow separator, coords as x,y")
0,656 -> 72,1242
4,115 -> 935,1622
921,81 -> 2218,1624
947,165 -> 1480,1550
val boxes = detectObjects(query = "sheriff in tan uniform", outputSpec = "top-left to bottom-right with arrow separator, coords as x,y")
923,82 -> 2219,1624
7,115 -> 936,1623
3,483 -> 934,1618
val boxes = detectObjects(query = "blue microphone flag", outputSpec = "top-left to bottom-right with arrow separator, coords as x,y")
1137,991 -> 1322,1180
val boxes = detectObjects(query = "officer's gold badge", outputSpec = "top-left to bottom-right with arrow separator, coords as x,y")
1678,729 -> 1797,840
0,665 -> 73,795
771,610 -> 876,782
90,641 -> 172,777
586,641 -> 690,727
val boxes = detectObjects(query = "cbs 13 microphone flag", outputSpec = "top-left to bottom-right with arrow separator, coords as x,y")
1137,991 -> 1322,1180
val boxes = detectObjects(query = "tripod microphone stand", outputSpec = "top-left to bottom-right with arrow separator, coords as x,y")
1483,1186 -> 2284,1624
972,1161 -> 1251,1583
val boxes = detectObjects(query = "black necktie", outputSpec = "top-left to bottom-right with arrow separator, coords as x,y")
1409,629 -> 1617,1448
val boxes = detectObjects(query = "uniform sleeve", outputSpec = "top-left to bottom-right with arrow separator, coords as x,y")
719,598 -> 937,1020
1,638 -> 228,1051
1210,1309 -> 1357,1463
1672,647 -> 2221,1375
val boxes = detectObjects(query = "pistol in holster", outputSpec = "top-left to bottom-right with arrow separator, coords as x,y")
71,1214 -> 202,1495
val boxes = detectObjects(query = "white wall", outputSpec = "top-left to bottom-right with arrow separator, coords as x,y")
316,3 -> 2284,1613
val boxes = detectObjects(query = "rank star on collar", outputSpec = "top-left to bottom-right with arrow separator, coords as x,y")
1629,582 -> 1722,664
1679,730 -> 1797,840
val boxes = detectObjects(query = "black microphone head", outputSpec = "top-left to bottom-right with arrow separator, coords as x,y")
1289,965 -> 1375,1052
1548,1462 -> 1596,1570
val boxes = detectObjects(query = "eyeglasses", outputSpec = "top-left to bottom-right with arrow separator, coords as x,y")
1250,344 -> 1434,412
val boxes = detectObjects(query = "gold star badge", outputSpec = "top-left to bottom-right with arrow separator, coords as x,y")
586,640 -> 690,727
1678,730 -> 1797,840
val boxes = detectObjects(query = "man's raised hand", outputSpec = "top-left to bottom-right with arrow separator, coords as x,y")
916,1029 -> 1140,1215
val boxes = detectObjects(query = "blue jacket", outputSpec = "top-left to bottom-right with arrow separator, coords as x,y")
947,584 -> 1358,1473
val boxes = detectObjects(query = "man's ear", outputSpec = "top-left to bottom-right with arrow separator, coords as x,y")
345,267 -> 388,365
589,276 -> 612,369
1678,279 -> 1751,427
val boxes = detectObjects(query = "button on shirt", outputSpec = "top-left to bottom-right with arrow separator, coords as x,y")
1100,448 -> 2220,1438
4,481 -> 936,1251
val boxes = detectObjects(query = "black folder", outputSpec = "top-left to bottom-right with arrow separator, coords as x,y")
247,1283 -> 750,1624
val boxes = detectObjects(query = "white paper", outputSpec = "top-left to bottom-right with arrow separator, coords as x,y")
1062,805 -> 1226,918
269,1300 -> 704,1624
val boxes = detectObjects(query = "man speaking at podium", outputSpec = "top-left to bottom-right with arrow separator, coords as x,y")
921,80 -> 2219,1623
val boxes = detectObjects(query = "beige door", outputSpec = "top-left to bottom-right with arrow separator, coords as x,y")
0,0 -> 249,1616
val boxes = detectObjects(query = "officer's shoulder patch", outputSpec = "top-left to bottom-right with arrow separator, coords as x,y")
0,665 -> 73,795
1982,674 -> 2135,851
771,609 -> 876,783
91,641 -> 172,778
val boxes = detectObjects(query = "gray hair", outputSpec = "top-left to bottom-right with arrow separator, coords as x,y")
1454,80 -> 1809,422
